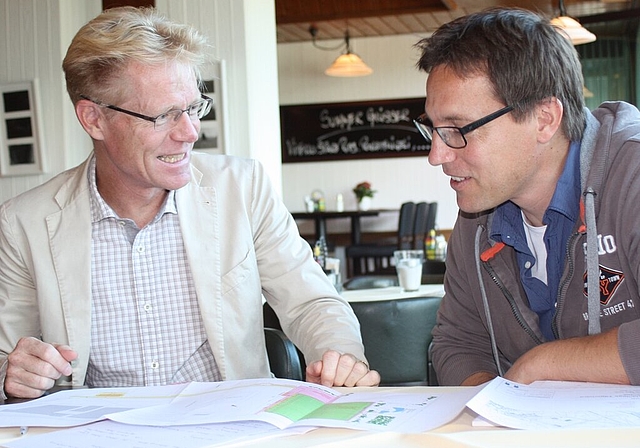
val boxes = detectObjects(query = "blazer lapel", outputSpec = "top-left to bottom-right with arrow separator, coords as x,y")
176,168 -> 226,377
47,165 -> 93,384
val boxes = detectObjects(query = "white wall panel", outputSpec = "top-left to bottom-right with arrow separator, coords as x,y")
0,0 -> 97,203
157,0 -> 282,193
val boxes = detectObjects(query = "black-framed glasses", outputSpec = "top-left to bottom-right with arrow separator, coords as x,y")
79,94 -> 213,130
413,105 -> 514,149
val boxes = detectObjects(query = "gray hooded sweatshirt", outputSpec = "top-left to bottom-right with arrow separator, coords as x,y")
432,101 -> 640,386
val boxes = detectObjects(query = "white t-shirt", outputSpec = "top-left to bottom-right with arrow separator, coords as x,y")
522,210 -> 548,285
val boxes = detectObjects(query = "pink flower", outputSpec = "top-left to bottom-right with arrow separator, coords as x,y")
353,182 -> 376,200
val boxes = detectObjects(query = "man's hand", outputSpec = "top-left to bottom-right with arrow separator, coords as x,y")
305,350 -> 380,387
4,337 -> 77,398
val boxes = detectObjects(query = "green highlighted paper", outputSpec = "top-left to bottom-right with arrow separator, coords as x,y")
303,402 -> 371,421
266,393 -> 370,422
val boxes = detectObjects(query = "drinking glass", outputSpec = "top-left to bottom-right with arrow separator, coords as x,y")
393,250 -> 424,292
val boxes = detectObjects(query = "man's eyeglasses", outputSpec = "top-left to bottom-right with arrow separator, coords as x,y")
80,94 -> 213,130
413,105 -> 514,149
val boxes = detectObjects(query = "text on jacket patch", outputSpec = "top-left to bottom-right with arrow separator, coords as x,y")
582,233 -> 617,256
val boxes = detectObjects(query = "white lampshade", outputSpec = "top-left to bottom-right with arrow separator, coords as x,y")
325,52 -> 373,77
551,16 -> 596,45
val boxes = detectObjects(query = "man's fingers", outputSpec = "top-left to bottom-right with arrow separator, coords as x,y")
305,350 -> 380,387
331,354 -> 361,386
340,359 -> 371,387
4,338 -> 76,398
53,344 -> 78,372
355,369 -> 381,387
319,350 -> 341,386
5,357 -> 57,398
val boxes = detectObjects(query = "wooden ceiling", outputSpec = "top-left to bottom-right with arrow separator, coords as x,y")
275,0 -> 638,43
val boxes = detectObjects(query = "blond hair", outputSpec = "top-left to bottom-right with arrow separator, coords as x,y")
63,6 -> 209,104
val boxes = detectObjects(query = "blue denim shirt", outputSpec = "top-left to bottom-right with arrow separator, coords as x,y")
490,141 -> 581,340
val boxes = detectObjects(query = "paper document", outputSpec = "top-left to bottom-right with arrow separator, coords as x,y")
467,376 -> 640,430
1,378 -> 477,434
0,383 -> 187,427
107,378 -> 478,433
3,420 -> 310,448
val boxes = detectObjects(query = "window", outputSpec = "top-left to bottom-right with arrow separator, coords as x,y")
0,81 -> 45,176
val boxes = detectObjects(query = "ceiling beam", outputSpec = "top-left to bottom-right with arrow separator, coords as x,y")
275,0 -> 451,25
578,7 -> 640,24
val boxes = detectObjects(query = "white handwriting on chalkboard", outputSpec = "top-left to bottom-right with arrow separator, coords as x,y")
366,107 -> 411,127
285,138 -> 324,156
319,109 -> 364,131
286,135 -> 427,158
318,106 -> 411,131
359,135 -> 412,152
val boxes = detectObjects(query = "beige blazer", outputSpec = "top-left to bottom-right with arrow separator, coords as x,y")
0,152 -> 364,389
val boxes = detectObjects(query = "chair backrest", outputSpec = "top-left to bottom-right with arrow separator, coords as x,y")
343,275 -> 399,290
397,202 -> 417,249
412,202 -> 429,250
350,295 -> 442,386
264,327 -> 304,381
263,302 -> 307,373
426,202 -> 438,234
422,259 -> 446,284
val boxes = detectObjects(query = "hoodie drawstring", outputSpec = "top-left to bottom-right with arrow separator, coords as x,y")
475,225 -> 504,376
584,187 -> 602,335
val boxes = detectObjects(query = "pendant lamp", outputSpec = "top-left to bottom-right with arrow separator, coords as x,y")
310,26 -> 373,77
551,0 -> 596,45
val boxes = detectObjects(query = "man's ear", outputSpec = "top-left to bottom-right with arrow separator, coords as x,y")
536,97 -> 564,144
75,99 -> 106,141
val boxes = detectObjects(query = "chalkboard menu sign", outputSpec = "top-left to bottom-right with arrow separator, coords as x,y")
280,97 -> 429,163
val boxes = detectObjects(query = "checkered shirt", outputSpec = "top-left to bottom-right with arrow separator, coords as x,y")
85,157 -> 221,386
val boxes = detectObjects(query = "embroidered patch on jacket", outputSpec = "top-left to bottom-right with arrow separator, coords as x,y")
583,265 -> 625,305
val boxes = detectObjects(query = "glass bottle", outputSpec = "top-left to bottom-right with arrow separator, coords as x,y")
425,229 -> 437,260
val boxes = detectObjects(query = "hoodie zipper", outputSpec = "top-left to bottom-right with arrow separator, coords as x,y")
482,260 -> 543,345
552,230 -> 582,339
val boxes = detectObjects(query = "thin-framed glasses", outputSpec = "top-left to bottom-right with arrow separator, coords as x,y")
79,94 -> 213,130
413,105 -> 514,150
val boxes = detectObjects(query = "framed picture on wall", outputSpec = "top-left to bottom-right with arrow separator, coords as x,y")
0,80 -> 45,176
193,60 -> 225,155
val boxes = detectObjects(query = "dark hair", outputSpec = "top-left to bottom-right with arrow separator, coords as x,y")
415,7 -> 586,141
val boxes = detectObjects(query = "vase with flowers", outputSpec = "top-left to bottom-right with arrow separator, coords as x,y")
353,181 -> 376,211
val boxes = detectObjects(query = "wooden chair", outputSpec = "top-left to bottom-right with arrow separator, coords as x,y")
412,202 -> 429,250
426,202 -> 438,235
413,201 -> 438,251
345,202 -> 417,276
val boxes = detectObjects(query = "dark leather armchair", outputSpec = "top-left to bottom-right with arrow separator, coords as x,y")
350,295 -> 442,386
343,275 -> 399,290
264,327 -> 304,381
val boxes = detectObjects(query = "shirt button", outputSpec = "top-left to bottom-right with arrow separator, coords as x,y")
119,221 -> 126,226
524,261 -> 532,269
143,303 -> 152,312
137,246 -> 145,253
151,361 -> 159,369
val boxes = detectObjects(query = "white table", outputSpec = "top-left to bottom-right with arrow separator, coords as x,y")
3,385 -> 639,448
341,284 -> 444,302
